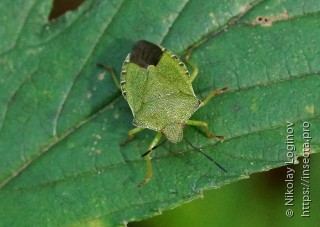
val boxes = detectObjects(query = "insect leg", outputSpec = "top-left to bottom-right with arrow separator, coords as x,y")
185,120 -> 224,140
183,47 -> 199,82
121,127 -> 146,146
186,60 -> 199,82
200,87 -> 228,107
138,132 -> 162,187
96,63 -> 121,90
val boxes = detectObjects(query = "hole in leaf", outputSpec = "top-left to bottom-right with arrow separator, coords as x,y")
255,16 -> 271,26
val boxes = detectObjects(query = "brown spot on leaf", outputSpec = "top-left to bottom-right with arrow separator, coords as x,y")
252,12 -> 289,27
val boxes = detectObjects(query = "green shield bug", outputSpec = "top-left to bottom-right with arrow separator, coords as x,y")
98,40 -> 227,187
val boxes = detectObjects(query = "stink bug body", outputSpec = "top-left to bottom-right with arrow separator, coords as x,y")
98,40 -> 227,186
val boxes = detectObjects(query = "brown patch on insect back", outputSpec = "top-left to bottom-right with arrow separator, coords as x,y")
130,40 -> 163,68
252,12 -> 289,27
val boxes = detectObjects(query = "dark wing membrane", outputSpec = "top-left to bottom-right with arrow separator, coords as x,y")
130,40 -> 163,69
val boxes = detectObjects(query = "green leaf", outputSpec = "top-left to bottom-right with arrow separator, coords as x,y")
0,0 -> 319,226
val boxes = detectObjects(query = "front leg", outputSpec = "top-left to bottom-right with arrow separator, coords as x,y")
200,87 -> 228,107
96,63 -> 121,90
186,120 -> 224,140
121,127 -> 146,146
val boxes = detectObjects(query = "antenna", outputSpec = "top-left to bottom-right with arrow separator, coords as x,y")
141,139 -> 167,157
184,138 -> 227,173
